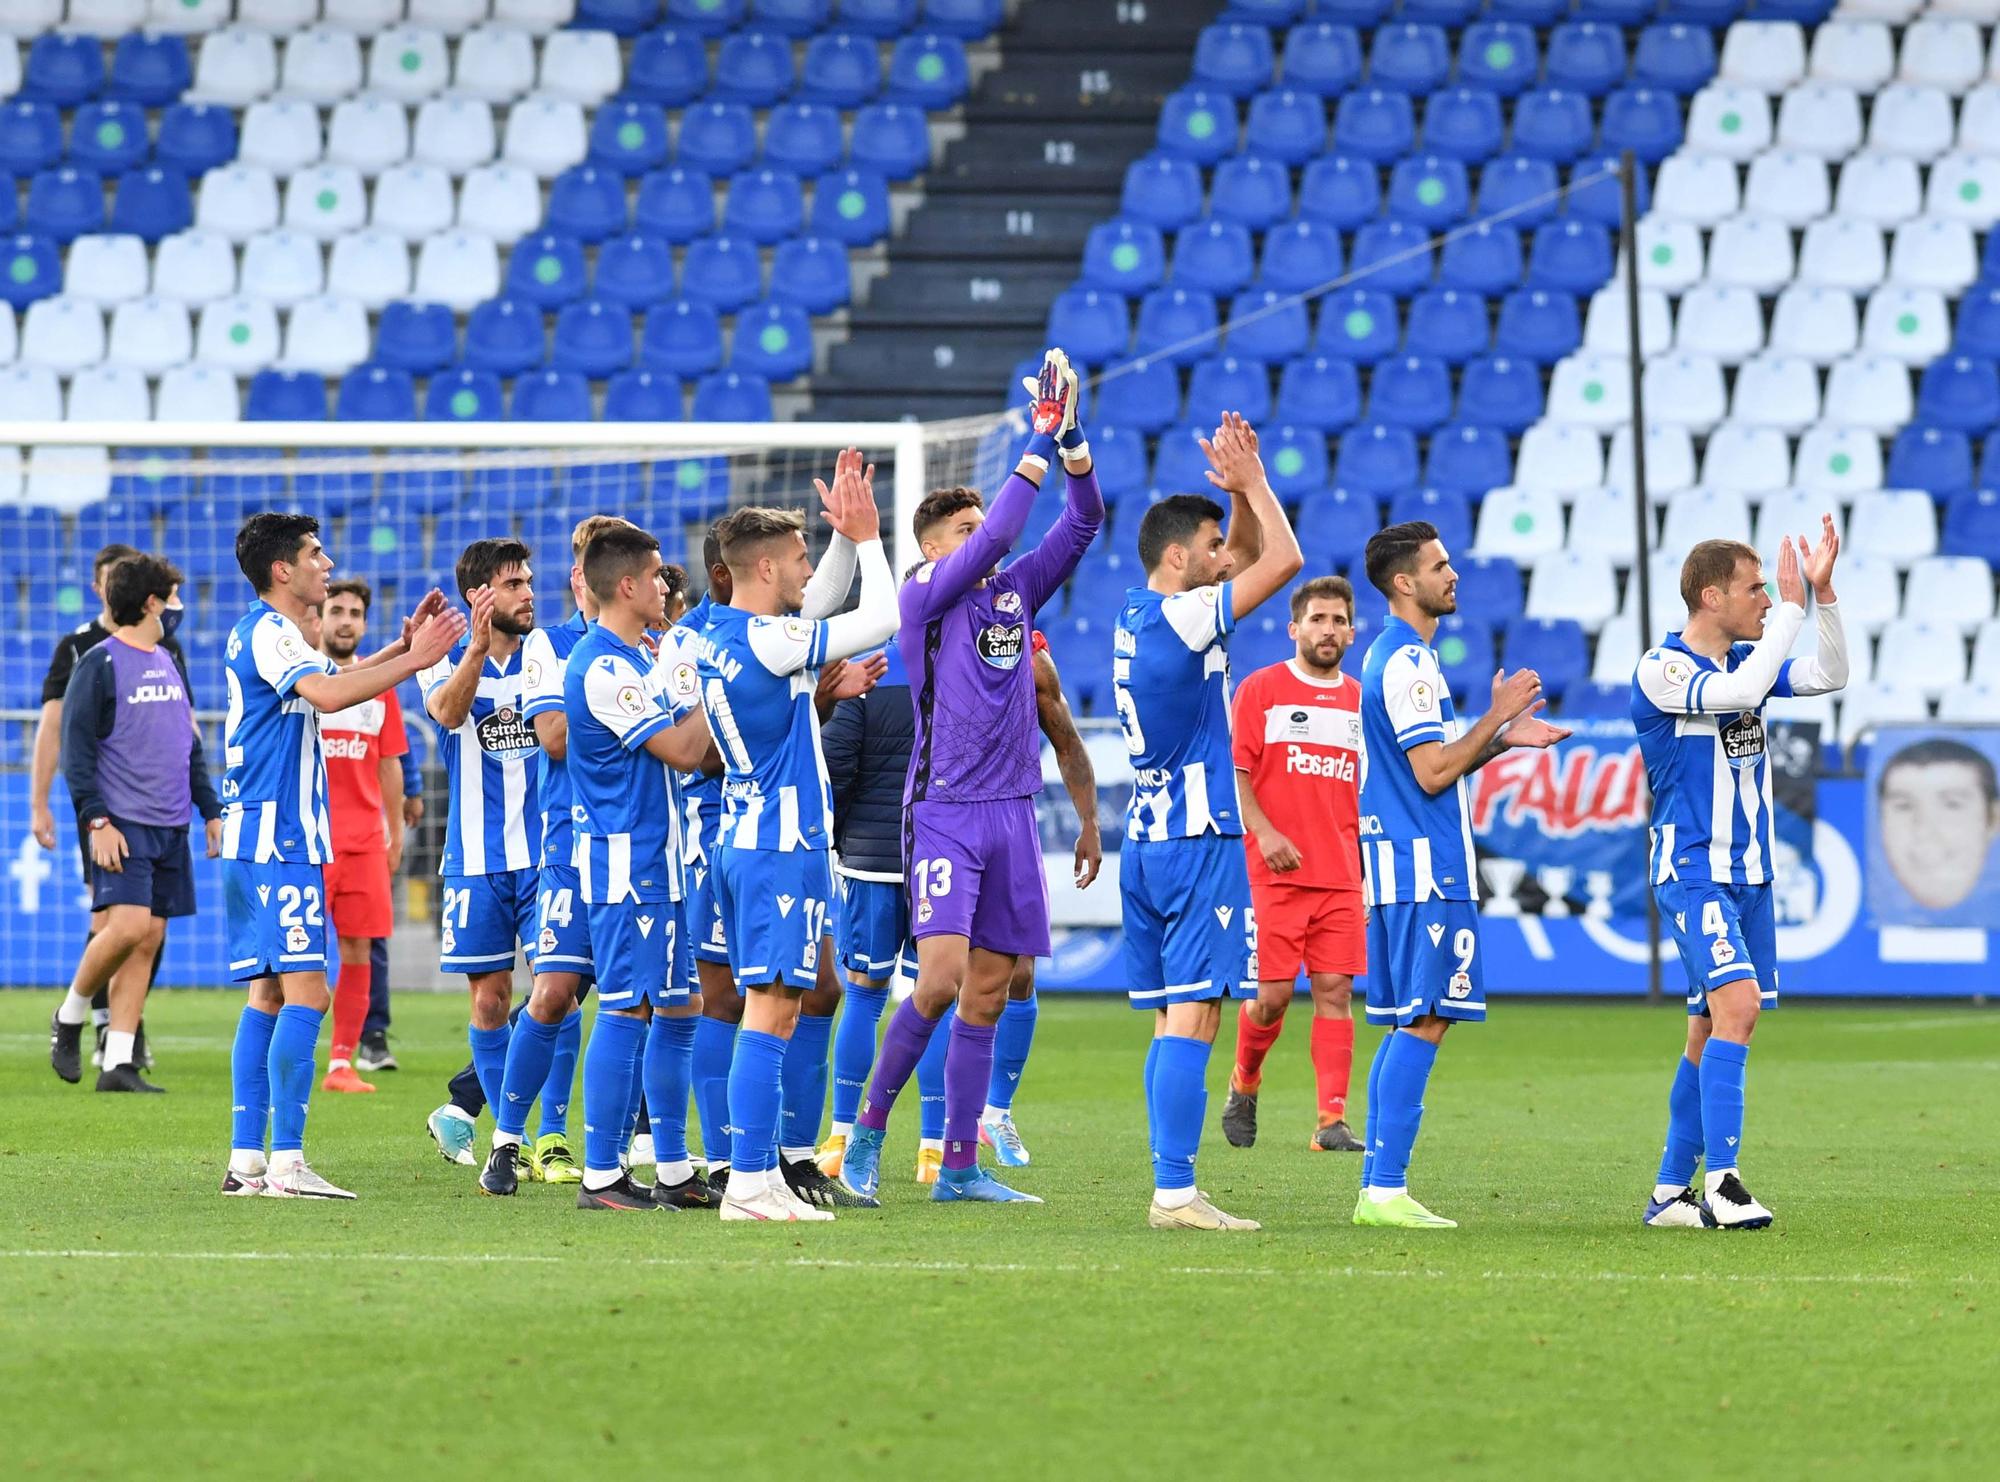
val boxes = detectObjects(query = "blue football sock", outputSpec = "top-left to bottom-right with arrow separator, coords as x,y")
1699,1038 -> 1749,1173
581,1011 -> 646,1176
780,1011 -> 834,1153
644,1014 -> 698,1166
230,1005 -> 277,1152
830,984 -> 888,1126
267,1004 -> 324,1154
727,1029 -> 787,1176
495,1014 -> 560,1140
987,993 -> 1038,1111
916,1006 -> 950,1141
1371,1031 -> 1439,1192
468,1022 -> 510,1112
1360,1031 -> 1394,1190
1149,1035 -> 1211,1193
1143,1035 -> 1162,1157
537,1009 -> 582,1139
692,1015 -> 737,1166
1658,1054 -> 1705,1189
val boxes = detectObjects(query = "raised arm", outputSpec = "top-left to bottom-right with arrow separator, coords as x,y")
900,456 -> 1042,625
1779,517 -> 1848,698
296,608 -> 465,715
800,534 -> 857,621
422,587 -> 494,729
1393,649 -> 1568,797
1201,413 -> 1303,624
1033,645 -> 1101,888
1009,350 -> 1105,614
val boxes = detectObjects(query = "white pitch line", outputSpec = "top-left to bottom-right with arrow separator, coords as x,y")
0,1249 -> 1975,1288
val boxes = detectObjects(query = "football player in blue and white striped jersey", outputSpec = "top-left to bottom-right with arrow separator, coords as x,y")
1632,519 -> 1846,1231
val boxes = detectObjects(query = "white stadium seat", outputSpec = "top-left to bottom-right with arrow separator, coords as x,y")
494,0 -> 577,35
1659,486 -> 1751,556
1823,353 -> 1914,432
240,228 -> 326,307
1839,681 -> 1930,750
455,25 -> 538,104
191,27 -> 279,107
1776,85 -> 1864,158
1797,216 -> 1886,290
327,96 -> 412,176
1704,213 -> 1795,292
237,0 -> 319,31
1924,153 -> 2000,228
63,233 -> 150,308
285,164 -> 371,240
1525,550 -> 1618,631
25,446 -> 112,510
282,27 -> 366,105
1685,84 -> 1773,160
413,96 -> 498,172
149,0 -> 233,31
198,164 -> 281,241
151,230 -> 239,305
367,28 -> 453,103
1584,286 -> 1670,356
239,98 -> 326,176
1729,353 -> 1823,432
0,42 -> 15,101
20,297 -> 106,375
1720,21 -> 1807,93
1743,148 -> 1830,224
1515,423 -> 1605,494
1865,84 -> 1954,162
1904,555 -> 1996,632
107,296 -> 194,374
1830,554 -> 1905,635
1620,551 -> 1688,620
412,0 -> 495,32
1861,285 -> 1950,363
65,363 -> 151,423
4,0 -> 59,33
1956,84 -> 2000,153
1768,284 -> 1860,362
68,1 -> 147,38
1652,152 -> 1741,226
1830,151 -> 1921,226
413,230 -> 501,311
1875,618 -> 1967,699
1809,21 -> 1895,89
0,365 -> 61,422
1846,489 -> 1938,569
1606,421 -> 1696,502
373,162 -> 458,240
1752,486 -> 1845,557
1674,285 -> 1764,364
1938,682 -> 2000,721
1565,486 -> 1639,565
1627,217 -> 1704,293
1793,422 -> 1885,496
457,162 -> 542,245
1701,422 -> 1793,493
501,93 -> 587,177
1888,218 -> 1978,294
1765,690 -> 1838,736
324,0 -> 408,31
326,228 -> 413,309
1472,485 -> 1566,560
283,295 -> 372,376
1898,18 -> 1984,92
1642,354 -> 1728,432
1592,613 -> 1641,681
1547,351 -> 1633,430
1971,618 -> 2000,686
539,27 -> 622,106
195,296 -> 283,372
1944,0 -> 2000,18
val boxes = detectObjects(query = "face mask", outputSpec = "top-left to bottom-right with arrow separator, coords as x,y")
160,602 -> 184,640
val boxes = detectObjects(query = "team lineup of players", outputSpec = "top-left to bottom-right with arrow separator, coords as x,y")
205,345 -> 1849,1227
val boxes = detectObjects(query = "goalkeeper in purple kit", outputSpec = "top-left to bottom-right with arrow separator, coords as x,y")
839,349 -> 1103,1205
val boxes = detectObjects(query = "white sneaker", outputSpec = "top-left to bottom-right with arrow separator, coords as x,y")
1644,1185 -> 1717,1228
1705,1169 -> 1773,1229
624,1133 -> 656,1169
720,1177 -> 833,1222
777,1174 -> 834,1222
220,1159 -> 266,1197
261,1160 -> 358,1200
1147,1193 -> 1261,1231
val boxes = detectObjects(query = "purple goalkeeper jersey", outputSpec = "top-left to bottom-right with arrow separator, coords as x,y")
900,461 -> 1103,806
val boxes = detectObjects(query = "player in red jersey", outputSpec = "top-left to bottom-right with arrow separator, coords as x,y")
312,580 -> 410,1094
1222,575 -> 1367,1153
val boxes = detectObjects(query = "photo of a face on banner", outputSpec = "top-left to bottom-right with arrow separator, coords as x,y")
1868,732 -> 2000,927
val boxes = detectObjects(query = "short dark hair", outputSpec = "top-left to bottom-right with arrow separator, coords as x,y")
661,561 -> 690,606
1363,520 -> 1439,598
913,486 -> 983,544
93,542 -> 141,580
1881,739 -> 1999,806
326,577 -> 372,611
235,512 -> 321,594
1291,573 -> 1354,622
455,537 -> 532,599
702,527 -> 724,576
571,514 -> 635,561
582,524 -> 661,603
1137,494 -> 1226,572
713,506 -> 805,570
105,554 -> 183,628
1679,539 -> 1758,612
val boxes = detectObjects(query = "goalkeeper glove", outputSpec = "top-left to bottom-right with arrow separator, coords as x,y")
1023,349 -> 1088,464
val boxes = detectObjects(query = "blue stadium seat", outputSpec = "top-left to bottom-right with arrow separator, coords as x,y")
0,102 -> 64,178
641,298 -> 725,377
676,102 -> 758,177
27,167 -> 106,243
1490,0 -> 1569,20
1349,219 -> 1434,298
1231,609 -> 1297,675
604,367 -> 684,421
375,301 -> 458,375
763,102 -> 845,176
1440,221 -> 1512,296
70,102 -> 150,174
1276,355 -> 1361,429
756,0 -> 833,34
1297,154 -> 1381,229
1047,286 -> 1131,366
591,102 -> 672,176
798,32 -> 882,107
1096,358 -> 1182,434
811,168 -> 891,245
1476,154 -> 1562,227
1512,90 -> 1594,162
1634,23 -> 1715,94
1458,22 -> 1539,96
1502,617 -> 1587,699
548,165 -> 631,245
1370,23 -> 1450,94
1185,354 -> 1272,427
1918,357 -> 2000,434
111,449 -> 193,514
1210,155 -> 1292,230
634,166 -> 717,244
1421,87 -> 1504,162
692,369 -> 774,421
1227,287 -> 1311,361
1458,354 -> 1543,432
425,367 -> 504,421
850,103 -> 932,180
1157,88 -> 1240,165
1545,22 -> 1628,96
1885,424 -> 1972,497
506,233 -> 588,309
1665,0 -> 1747,18
1425,424 -> 1512,499
1387,154 -> 1470,228
1151,424 -> 1215,494
888,34 -> 969,108
1244,89 -> 1327,166
0,235 -> 60,310
110,167 -> 193,243
839,0 -> 920,37
109,33 -> 192,107
1495,288 -> 1582,364
23,35 -> 105,108
1568,153 -> 1640,227
1405,288 -> 1490,364
336,365 -> 418,421
586,0 -> 671,34
1144,286 -> 1216,364
1434,614 -> 1496,700
1333,88 -> 1415,163
625,27 -> 711,106
246,369 -> 328,421
1600,88 -> 1683,164
1280,23 -> 1363,97
156,103 -> 237,178
1741,0 -> 1830,20
596,232 -> 681,311
1296,486 -> 1378,568
1171,220 -> 1255,297
463,297 -> 547,377
1193,23 -> 1276,98
1953,286 -> 2000,358
724,167 -> 805,244
1368,355 -> 1454,431
1332,421 -> 1420,494
1315,287 -> 1400,361
514,368 -> 595,421
732,299 -> 814,381
1942,488 -> 2000,564
1574,0 -> 1654,23
1527,220 -> 1614,294
1261,423 -> 1329,500
1390,487 -> 1473,551
1120,154 -> 1204,232
1559,680 -> 1630,720
1458,553 -> 1523,622
714,29 -> 796,107
378,461 -> 462,519
924,0 -> 1002,39
1402,0 -> 1481,22
1083,218 -> 1166,297
1089,423 -> 1150,499
768,235 -> 851,313
551,298 -> 635,377
1973,437 -> 2000,494
1257,220 -> 1342,295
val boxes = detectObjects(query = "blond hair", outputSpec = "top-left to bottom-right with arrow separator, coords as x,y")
571,513 -> 637,561
713,506 -> 806,571
1679,539 -> 1758,611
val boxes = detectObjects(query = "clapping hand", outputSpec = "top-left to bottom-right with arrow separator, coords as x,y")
1774,528 -> 1805,608
1199,411 -> 1267,496
815,447 -> 880,543
1798,513 -> 1839,604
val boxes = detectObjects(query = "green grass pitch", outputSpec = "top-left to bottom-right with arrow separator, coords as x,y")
2,991 -> 1995,1480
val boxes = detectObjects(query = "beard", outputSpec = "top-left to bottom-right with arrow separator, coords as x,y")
322,634 -> 359,660
493,610 -> 535,638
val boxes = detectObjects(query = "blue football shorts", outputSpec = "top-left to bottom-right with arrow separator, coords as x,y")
712,846 -> 833,990
439,867 -> 537,976
1120,833 -> 1257,1011
223,858 -> 330,984
836,874 -> 914,981
1656,877 -> 1779,1017
587,898 -> 682,1010
533,862 -> 593,980
1365,899 -> 1487,1027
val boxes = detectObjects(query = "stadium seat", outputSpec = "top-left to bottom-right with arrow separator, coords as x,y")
462,296 -> 546,376
1386,155 -> 1469,229
1419,86 -> 1502,161
1425,422 -> 1512,498
590,101 -> 671,177
1653,152 -> 1740,226
681,234 -> 764,313
109,32 -> 192,107
1546,22 -> 1628,96
1297,154 -> 1382,229
887,34 -> 968,109
1677,285 -> 1764,365
325,227 -> 410,309
1874,618 -> 1966,700
325,96 -> 409,176
336,363 -> 418,420
1777,84 -> 1863,159
412,230 -> 501,312
1527,221 -> 1614,295
148,228 -> 234,306
1331,421 -> 1419,494
850,103 -> 933,180
798,33 -> 879,108
1371,23 -> 1451,94
245,367 -> 327,421
1171,220 -> 1255,297
1335,88 -> 1417,162
1636,23 -> 1716,94
1082,219 -> 1166,297
1512,89 -> 1595,163
1526,550 -> 1618,631
763,102 -> 845,177
512,368 -> 594,422
1473,484 -> 1564,559
501,94 -> 588,178
925,0 -> 1001,40
1493,287 -> 1580,365
714,29 -> 795,108
367,27 -> 452,103
1047,287 -> 1130,366
633,167 -> 715,244
1184,354 -> 1272,428
1274,355 -> 1361,429
106,296 -> 192,374
1458,22 -> 1539,96
65,234 -> 151,308
602,366 -> 683,422
66,364 -> 151,424
24,33 -> 107,107
811,168 -> 890,246
454,24 -> 537,102
1210,156 -> 1293,231
1295,487 -> 1378,569
1643,353 -> 1729,433
1260,424 -> 1330,501
20,296 -> 106,375
240,228 -> 326,307
1369,354 -> 1454,431
1405,288 -> 1490,365
1434,614 -> 1497,701
411,96 -> 496,175
544,297 -> 629,378
641,299 -> 724,377
1281,22 -> 1364,97
595,232 -> 679,311
1474,154 -> 1561,228
725,168 -> 806,245
1565,486 -> 1638,565
1095,358 -> 1181,435
505,232 -> 588,310
1501,616 -> 1587,699
1515,422 -> 1604,493
1245,89 -> 1329,166
731,299 -> 814,381
1316,287 -> 1400,361
423,366 -> 502,422
1120,155 -> 1205,233
1349,220 -> 1433,297
1457,355 -> 1544,433
1135,287 -> 1219,366
70,101 -> 149,174
284,165 -> 369,241
28,168 -> 108,244
692,369 -> 773,422
1088,423 -> 1149,499
1905,554 -> 1997,632
284,294 -> 370,376
767,235 -> 850,314
1942,489 -> 2000,565
1703,423 -> 1791,494
1438,222 -> 1522,295
1194,22 -> 1276,98
373,163 -> 456,242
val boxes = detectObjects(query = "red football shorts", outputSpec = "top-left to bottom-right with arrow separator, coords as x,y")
326,850 -> 393,940
1252,883 -> 1366,982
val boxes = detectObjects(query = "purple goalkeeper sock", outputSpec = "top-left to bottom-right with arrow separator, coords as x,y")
942,1017 -> 996,1172
855,998 -> 943,1134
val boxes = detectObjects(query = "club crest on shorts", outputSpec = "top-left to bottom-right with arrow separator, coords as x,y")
441,923 -> 456,954
1447,971 -> 1472,999
285,925 -> 309,954
538,927 -> 557,956
917,898 -> 933,924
